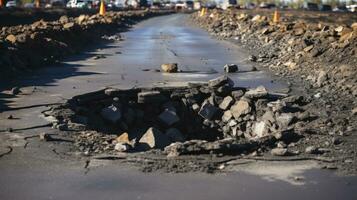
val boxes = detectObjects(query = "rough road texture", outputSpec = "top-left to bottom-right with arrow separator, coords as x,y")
0,10 -> 172,80
191,9 -> 357,175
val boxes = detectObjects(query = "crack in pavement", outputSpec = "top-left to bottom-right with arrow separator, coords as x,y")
0,146 -> 13,159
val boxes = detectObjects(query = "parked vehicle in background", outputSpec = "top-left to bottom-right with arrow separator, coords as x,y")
66,0 -> 92,8
259,2 -> 275,9
320,4 -> 332,11
46,0 -> 66,8
163,2 -> 174,9
175,1 -> 193,11
244,3 -> 255,9
6,0 -> 17,7
333,5 -> 348,12
303,2 -> 319,11
204,2 -> 216,9
186,0 -> 193,10
193,1 -> 201,10
151,1 -> 162,9
347,4 -> 357,12
113,0 -> 124,8
23,2 -> 35,8
221,0 -> 237,10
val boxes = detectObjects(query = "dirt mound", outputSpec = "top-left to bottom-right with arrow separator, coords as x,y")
0,10 -> 172,80
191,9 -> 357,175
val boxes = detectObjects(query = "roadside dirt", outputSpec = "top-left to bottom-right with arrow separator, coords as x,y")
0,9 -> 172,80
0,8 -> 97,27
190,9 -> 357,175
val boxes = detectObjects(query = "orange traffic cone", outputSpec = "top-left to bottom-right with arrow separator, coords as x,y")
273,10 -> 280,23
99,0 -> 106,16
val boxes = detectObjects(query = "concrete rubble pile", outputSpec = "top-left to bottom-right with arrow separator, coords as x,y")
0,10 -> 171,79
192,10 -> 357,172
47,76 -> 310,157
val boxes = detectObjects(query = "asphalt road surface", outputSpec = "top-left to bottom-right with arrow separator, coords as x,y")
0,14 -> 356,200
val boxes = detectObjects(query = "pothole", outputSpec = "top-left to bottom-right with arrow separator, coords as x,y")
45,75 -> 314,172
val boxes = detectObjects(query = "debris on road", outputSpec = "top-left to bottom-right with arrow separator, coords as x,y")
191,9 -> 357,175
161,63 -> 178,73
223,64 -> 238,73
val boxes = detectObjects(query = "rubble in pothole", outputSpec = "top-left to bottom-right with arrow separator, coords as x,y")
46,76 -> 312,158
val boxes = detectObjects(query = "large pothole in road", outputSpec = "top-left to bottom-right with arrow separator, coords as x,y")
47,76 -> 309,161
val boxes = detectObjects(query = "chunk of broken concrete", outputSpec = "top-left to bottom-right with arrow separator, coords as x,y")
219,96 -> 234,110
223,64 -> 238,73
271,148 -> 288,156
158,110 -> 180,126
208,76 -> 233,88
115,132 -> 130,143
252,121 -> 269,138
230,100 -> 251,119
39,133 -> 52,141
198,102 -> 219,120
222,110 -> 233,122
276,113 -> 295,129
137,91 -> 166,104
165,128 -> 184,142
161,63 -> 178,73
101,105 -> 122,123
10,87 -> 21,95
139,127 -> 170,150
114,143 -> 130,152
244,86 -> 268,99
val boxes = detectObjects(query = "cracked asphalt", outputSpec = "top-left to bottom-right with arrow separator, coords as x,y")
0,14 -> 356,200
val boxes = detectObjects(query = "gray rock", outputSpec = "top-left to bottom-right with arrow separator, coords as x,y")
137,91 -> 166,104
271,148 -> 288,156
63,22 -> 75,29
276,113 -> 294,128
161,63 -> 178,73
316,70 -> 328,87
165,128 -> 185,142
101,105 -> 122,123
77,15 -> 87,24
252,121 -> 269,138
192,104 -> 200,112
39,133 -> 52,141
262,110 -> 275,123
230,100 -> 251,119
231,90 -> 244,100
228,119 -> 238,127
244,86 -> 268,99
352,107 -> 357,115
158,110 -> 180,126
219,96 -> 234,110
249,55 -> 257,62
198,102 -> 219,120
305,146 -> 319,154
59,15 -> 69,24
216,85 -> 232,96
222,110 -> 233,122
223,64 -> 238,73
208,76 -> 233,88
10,87 -> 21,95
139,127 -> 170,149
114,142 -> 130,152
